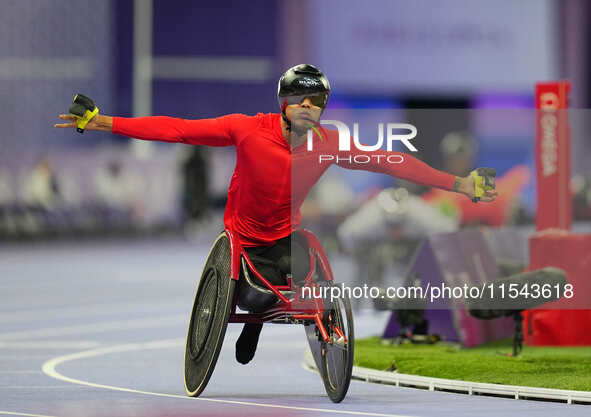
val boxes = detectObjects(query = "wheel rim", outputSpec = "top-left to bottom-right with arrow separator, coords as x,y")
189,267 -> 219,360
323,298 -> 349,390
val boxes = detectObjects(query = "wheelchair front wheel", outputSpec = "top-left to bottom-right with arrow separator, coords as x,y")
184,233 -> 235,397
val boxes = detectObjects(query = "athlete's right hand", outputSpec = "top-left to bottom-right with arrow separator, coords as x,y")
54,94 -> 101,133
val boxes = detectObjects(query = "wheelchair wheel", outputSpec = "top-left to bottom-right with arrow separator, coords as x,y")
184,232 -> 236,397
305,280 -> 354,403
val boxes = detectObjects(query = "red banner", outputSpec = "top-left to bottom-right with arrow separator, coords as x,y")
535,81 -> 571,231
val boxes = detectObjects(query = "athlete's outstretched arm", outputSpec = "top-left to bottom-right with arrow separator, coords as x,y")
334,147 -> 497,202
55,112 -> 242,147
54,95 -> 254,147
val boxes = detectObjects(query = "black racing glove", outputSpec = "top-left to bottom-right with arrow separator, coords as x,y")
68,94 -> 99,134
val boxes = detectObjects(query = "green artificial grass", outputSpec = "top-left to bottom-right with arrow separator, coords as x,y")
354,337 -> 591,392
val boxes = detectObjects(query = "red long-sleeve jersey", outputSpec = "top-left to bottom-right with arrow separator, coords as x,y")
112,113 -> 455,246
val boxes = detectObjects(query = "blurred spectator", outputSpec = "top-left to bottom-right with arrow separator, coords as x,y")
0,169 -> 16,237
181,147 -> 228,243
94,160 -> 132,210
182,147 -> 209,221
93,159 -> 143,228
439,131 -> 478,176
0,169 -> 14,205
21,157 -> 62,209
572,174 -> 591,221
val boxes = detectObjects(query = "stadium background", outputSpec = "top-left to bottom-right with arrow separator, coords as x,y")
1,1 -> 591,415
1,0 -> 590,239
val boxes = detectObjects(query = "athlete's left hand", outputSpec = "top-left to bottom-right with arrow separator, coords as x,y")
458,168 -> 498,202
466,175 -> 498,202
454,174 -> 497,202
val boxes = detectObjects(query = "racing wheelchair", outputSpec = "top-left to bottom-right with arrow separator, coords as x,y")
184,228 -> 354,403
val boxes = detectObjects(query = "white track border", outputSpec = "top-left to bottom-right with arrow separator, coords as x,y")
303,351 -> 591,405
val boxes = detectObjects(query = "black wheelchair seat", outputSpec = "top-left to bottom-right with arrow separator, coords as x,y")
236,233 -> 311,313
236,252 -> 296,313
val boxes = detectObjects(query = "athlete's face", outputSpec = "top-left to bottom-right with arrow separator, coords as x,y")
285,96 -> 323,133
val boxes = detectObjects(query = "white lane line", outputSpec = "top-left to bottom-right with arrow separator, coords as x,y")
42,339 -> 414,417
0,315 -> 186,341
0,411 -> 61,417
0,341 -> 101,349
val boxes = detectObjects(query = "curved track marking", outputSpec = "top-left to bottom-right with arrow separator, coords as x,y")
41,339 -> 413,417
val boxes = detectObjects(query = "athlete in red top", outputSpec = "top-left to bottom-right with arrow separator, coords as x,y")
55,64 -> 497,363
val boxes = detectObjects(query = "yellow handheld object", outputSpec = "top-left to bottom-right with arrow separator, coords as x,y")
470,167 -> 496,203
68,94 -> 99,134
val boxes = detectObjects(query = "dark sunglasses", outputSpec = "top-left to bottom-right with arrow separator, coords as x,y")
283,94 -> 329,108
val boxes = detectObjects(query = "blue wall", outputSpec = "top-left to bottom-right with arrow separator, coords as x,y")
151,0 -> 279,118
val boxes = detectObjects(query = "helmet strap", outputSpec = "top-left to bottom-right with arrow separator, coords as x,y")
281,102 -> 291,131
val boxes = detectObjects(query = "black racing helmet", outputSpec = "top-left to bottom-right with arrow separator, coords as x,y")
277,64 -> 331,111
